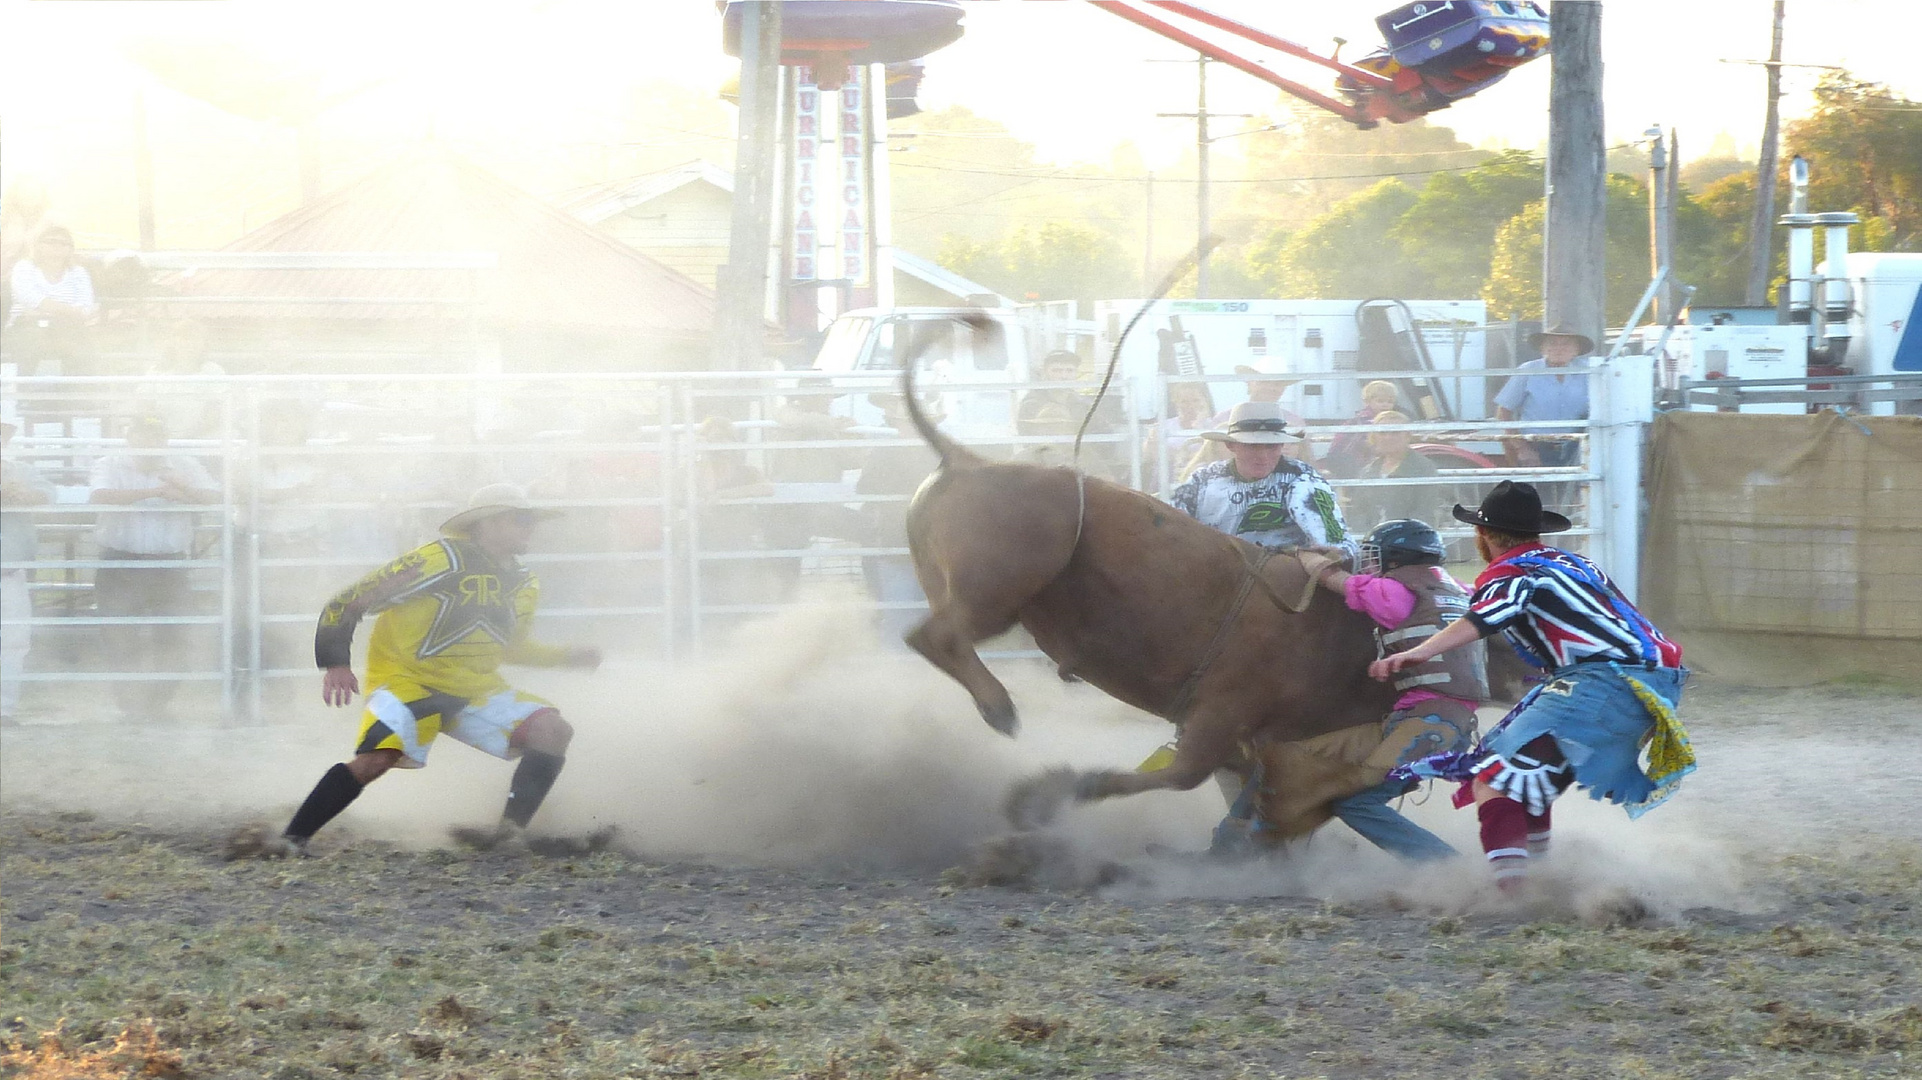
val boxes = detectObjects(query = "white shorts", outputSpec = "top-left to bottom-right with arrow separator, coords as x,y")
356,686 -> 554,769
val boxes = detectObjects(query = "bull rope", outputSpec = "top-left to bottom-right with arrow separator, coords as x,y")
1064,237 -> 1224,554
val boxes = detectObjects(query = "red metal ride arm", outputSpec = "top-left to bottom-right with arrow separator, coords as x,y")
1145,1 -> 1393,89
1088,0 -> 1423,128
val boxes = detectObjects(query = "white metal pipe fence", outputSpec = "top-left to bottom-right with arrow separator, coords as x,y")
0,365 -> 1625,720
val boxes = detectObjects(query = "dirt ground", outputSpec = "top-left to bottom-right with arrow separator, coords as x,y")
3,625 -> 1920,1079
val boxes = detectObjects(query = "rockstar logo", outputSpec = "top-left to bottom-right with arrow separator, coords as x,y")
415,544 -> 526,658
1541,677 -> 1578,697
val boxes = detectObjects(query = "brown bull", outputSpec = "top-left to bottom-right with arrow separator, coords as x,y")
898,364 -> 1400,835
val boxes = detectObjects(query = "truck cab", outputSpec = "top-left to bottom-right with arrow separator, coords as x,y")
811,306 -> 1043,433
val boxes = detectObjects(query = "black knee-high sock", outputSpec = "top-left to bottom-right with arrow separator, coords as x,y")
503,752 -> 565,828
285,763 -> 364,840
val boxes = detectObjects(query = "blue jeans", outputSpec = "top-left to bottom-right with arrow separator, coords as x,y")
1331,779 -> 1458,862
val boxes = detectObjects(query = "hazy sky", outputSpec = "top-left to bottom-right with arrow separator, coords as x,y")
4,0 -> 1917,243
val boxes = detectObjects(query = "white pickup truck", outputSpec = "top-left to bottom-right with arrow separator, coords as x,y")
809,297 -> 1493,433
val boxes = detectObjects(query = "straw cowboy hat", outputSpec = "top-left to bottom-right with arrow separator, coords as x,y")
441,483 -> 561,535
1528,324 -> 1595,355
1452,480 -> 1572,534
1199,401 -> 1302,445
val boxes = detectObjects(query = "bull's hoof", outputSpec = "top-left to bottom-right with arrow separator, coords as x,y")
1004,767 -> 1077,830
980,701 -> 1020,738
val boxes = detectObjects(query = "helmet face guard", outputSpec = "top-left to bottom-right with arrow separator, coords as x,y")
1356,540 -> 1385,578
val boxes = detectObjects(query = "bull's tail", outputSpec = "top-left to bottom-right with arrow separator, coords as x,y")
899,316 -> 990,469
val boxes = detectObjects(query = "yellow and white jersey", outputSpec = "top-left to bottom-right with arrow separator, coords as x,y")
315,537 -> 567,701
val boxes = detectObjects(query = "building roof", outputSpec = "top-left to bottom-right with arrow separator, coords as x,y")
165,148 -> 716,336
557,160 -> 1012,306
891,250 -> 1011,307
559,160 -> 738,224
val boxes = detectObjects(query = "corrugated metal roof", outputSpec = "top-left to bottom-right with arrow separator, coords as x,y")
556,159 -> 1011,306
559,160 -> 738,224
163,148 -> 717,336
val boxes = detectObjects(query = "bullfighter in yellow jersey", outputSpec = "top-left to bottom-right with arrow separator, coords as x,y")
265,484 -> 601,856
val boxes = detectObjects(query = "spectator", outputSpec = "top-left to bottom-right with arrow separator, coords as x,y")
1346,410 -> 1442,530
138,319 -> 226,439
88,415 -> 221,719
1322,380 -> 1402,478
1016,350 -> 1086,438
1495,326 -> 1592,470
5,225 -> 96,375
1149,382 -> 1214,483
1,418 -> 55,720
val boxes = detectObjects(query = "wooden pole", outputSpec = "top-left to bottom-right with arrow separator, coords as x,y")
133,87 -> 156,250
1195,55 -> 1211,299
713,0 -> 784,369
1648,125 -> 1670,322
1142,171 -> 1156,296
1744,0 -> 1786,306
1543,1 -> 1606,344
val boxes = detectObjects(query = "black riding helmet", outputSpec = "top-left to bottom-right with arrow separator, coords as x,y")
1362,518 -> 1446,574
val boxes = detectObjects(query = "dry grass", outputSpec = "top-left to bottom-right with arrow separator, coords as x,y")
4,809 -> 1920,1080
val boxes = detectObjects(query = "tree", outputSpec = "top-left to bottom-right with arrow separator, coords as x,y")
1390,150 -> 1544,297
937,222 -> 1135,304
1676,172 -> 1758,306
1259,179 -> 1425,299
1783,74 -> 1922,250
1483,175 -> 1654,325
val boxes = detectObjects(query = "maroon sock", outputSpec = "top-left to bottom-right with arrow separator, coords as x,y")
1479,797 -> 1531,893
1526,808 -> 1552,857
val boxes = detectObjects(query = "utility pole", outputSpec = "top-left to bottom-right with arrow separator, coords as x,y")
1142,171 -> 1156,296
133,87 -> 156,250
1156,55 -> 1251,299
713,0 -> 783,369
1744,0 -> 1786,305
1543,1 -> 1607,346
1646,124 -> 1671,322
1196,54 -> 1210,298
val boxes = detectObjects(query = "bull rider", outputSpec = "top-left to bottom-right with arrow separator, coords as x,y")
1295,518 -> 1487,861
1372,481 -> 1695,894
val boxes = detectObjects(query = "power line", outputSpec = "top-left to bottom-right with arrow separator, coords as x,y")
890,157 -> 1535,184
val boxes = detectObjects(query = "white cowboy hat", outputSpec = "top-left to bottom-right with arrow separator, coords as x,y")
1199,401 -> 1302,445
441,483 -> 561,535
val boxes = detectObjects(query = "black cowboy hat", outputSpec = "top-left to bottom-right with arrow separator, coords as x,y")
1452,480 -> 1572,534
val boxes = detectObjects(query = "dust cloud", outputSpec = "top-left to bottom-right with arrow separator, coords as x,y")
0,600 -> 1846,922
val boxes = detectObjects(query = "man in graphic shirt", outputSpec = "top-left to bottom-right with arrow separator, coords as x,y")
243,484 -> 602,858
1165,400 -> 1356,855
1374,481 -> 1693,894
1168,401 -> 1357,565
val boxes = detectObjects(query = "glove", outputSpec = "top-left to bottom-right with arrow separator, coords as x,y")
1297,550 -> 1341,585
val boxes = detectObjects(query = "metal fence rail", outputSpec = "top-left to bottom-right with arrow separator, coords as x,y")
0,366 -> 1616,721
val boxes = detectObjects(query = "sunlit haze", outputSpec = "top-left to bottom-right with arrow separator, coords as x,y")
3,0 -> 1916,246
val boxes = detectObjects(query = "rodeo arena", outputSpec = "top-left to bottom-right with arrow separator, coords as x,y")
4,2 -> 1922,1078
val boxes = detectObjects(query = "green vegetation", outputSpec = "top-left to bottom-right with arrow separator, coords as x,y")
903,73 -> 1922,314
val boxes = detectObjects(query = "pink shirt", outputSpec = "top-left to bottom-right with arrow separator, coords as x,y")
1343,568 -> 1477,710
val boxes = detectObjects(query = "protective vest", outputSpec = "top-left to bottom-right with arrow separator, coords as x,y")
1379,565 -> 1489,701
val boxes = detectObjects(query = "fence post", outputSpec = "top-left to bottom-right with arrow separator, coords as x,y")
1592,356 -> 1654,601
